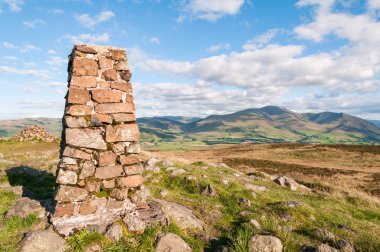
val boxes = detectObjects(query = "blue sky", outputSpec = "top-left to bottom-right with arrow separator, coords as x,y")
0,0 -> 380,120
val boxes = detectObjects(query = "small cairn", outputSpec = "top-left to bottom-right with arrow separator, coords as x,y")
13,125 -> 57,142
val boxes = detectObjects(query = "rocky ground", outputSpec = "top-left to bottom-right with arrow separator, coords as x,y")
0,141 -> 379,251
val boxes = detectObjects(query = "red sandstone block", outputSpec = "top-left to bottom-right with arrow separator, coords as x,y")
54,203 -> 75,218
70,76 -> 97,88
66,105 -> 93,116
91,113 -> 113,125
85,181 -> 101,192
114,61 -> 130,71
64,116 -> 89,128
110,82 -> 132,93
79,161 -> 96,179
112,142 -> 130,154
99,56 -> 114,69
98,151 -> 117,166
95,103 -> 134,114
72,58 -> 98,76
67,88 -> 91,104
102,69 -> 118,81
95,165 -> 124,179
120,154 -> 141,165
98,81 -> 111,88
117,175 -> 144,188
102,179 -> 115,189
79,200 -> 97,215
55,185 -> 88,202
75,45 -> 97,54
110,188 -> 129,200
126,143 -> 141,154
123,164 -> 143,175
91,89 -> 122,103
110,49 -> 126,61
112,113 -> 136,123
106,124 -> 139,143
63,146 -> 92,160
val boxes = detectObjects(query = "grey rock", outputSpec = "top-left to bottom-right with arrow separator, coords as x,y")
221,179 -> 230,185
161,160 -> 174,167
239,198 -> 251,207
244,183 -> 268,192
156,233 -> 192,252
123,212 -> 146,233
248,235 -> 283,252
249,219 -> 261,229
105,222 -> 123,242
153,198 -> 204,231
314,228 -> 336,242
171,169 -> 186,177
19,229 -> 68,252
160,189 -> 169,198
5,197 -> 46,219
337,239 -> 355,252
131,185 -> 150,208
316,244 -> 339,252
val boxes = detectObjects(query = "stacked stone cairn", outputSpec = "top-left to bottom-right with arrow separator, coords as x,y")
51,45 -> 144,236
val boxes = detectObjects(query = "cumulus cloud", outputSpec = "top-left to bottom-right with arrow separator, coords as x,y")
149,37 -> 160,45
0,65 -> 50,78
75,10 -> 115,28
49,8 -> 64,14
181,0 -> 245,22
2,41 -> 16,49
62,33 -> 110,44
20,44 -> 41,53
207,43 -> 230,53
1,0 -> 23,12
23,19 -> 45,28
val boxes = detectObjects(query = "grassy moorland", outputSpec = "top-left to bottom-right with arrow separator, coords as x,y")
0,140 -> 379,251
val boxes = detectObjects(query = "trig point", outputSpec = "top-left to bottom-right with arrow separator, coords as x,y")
51,44 -> 144,236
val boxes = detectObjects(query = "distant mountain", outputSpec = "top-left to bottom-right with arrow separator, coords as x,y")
1,106 -> 379,144
368,120 -> 380,128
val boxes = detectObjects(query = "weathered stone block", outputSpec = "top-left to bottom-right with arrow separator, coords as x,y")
54,203 -> 75,218
120,70 -> 132,82
111,82 -> 132,93
66,128 -> 107,150
102,69 -> 118,81
57,169 -> 78,185
64,116 -> 89,128
55,185 -> 88,202
110,188 -> 129,200
102,179 -> 115,189
95,165 -> 124,179
91,114 -> 113,125
106,124 -> 139,142
95,103 -> 134,114
98,151 -> 117,166
75,45 -> 97,54
117,175 -> 144,188
112,142 -> 130,154
67,105 -> 93,116
124,164 -> 143,175
79,199 -> 98,215
70,76 -> 97,88
72,58 -> 98,76
91,89 -> 122,103
113,113 -> 136,123
126,143 -> 141,154
85,181 -> 101,192
79,161 -> 96,179
67,88 -> 91,104
63,146 -> 92,160
99,57 -> 113,69
120,154 -> 141,165
110,49 -> 126,60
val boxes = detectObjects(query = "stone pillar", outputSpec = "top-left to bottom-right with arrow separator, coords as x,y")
51,45 -> 144,236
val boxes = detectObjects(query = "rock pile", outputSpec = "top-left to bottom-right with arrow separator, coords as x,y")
13,125 -> 57,142
51,44 -> 144,236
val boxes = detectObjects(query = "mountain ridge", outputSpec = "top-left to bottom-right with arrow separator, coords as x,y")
0,106 -> 379,144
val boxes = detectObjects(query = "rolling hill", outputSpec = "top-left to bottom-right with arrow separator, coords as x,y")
0,106 -> 379,144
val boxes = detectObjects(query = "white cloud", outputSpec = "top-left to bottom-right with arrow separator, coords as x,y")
0,65 -> 50,78
1,0 -> 23,12
182,0 -> 245,22
243,29 -> 282,50
20,44 -> 41,53
23,19 -> 45,28
48,49 -> 57,55
75,10 -> 115,28
149,36 -> 160,45
48,81 -> 67,87
2,41 -> 16,49
63,33 -> 110,44
368,0 -> 380,10
207,43 -> 230,53
49,8 -> 64,14
45,56 -> 67,67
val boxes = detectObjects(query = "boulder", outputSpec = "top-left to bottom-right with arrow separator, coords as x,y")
316,244 -> 339,252
123,213 -> 146,233
171,169 -> 186,177
314,228 -> 336,242
19,229 -> 68,252
5,197 -> 46,219
244,183 -> 268,192
337,239 -> 355,252
248,235 -> 283,252
153,198 -> 204,231
155,233 -> 192,252
249,219 -> 261,229
105,222 -> 123,242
